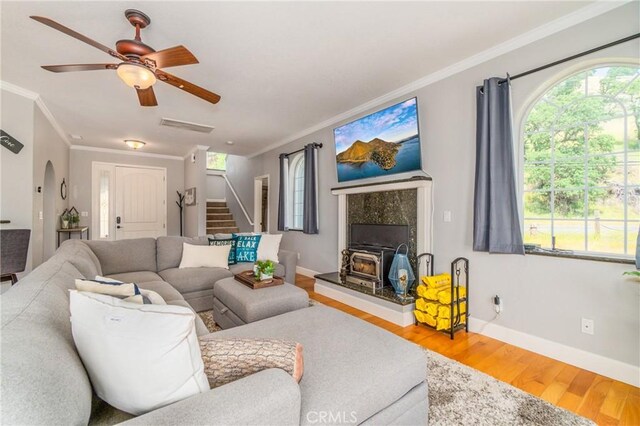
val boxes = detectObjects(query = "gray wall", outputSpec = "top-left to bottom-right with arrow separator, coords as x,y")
69,149 -> 184,236
184,148 -> 207,237
31,107 -> 69,267
224,154 -> 263,232
0,90 -> 35,271
258,3 -> 640,367
206,174 -> 226,200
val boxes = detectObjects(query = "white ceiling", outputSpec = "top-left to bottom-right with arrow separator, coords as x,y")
1,1 -> 598,157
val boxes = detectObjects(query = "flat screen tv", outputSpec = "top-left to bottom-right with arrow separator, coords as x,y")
334,97 -> 422,182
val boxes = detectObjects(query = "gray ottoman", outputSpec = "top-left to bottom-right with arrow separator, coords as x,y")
213,277 -> 309,329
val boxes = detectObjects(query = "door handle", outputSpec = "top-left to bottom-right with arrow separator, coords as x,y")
117,225 -> 122,229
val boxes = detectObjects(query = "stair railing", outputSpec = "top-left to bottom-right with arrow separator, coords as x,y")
222,174 -> 254,226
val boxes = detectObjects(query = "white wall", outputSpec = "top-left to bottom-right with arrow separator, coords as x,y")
206,174 -> 226,200
69,148 -> 184,236
0,90 -> 34,270
258,3 -> 640,374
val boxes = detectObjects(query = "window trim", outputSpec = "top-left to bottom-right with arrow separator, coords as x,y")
517,60 -> 640,261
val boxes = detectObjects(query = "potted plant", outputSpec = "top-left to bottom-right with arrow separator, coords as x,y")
255,260 -> 275,281
60,211 -> 70,229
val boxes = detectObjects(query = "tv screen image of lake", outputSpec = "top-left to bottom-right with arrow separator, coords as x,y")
336,135 -> 421,182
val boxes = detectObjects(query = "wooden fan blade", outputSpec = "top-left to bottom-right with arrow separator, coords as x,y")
30,16 -> 128,61
156,70 -> 221,104
136,87 -> 158,107
141,45 -> 198,69
42,64 -> 118,73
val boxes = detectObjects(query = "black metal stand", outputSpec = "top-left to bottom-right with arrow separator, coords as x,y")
413,254 -> 470,340
449,257 -> 469,340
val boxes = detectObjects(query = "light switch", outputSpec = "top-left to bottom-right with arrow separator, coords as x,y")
81,211 -> 88,217
443,211 -> 452,222
39,211 -> 43,220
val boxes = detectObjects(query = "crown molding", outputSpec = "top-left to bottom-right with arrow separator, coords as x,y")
247,0 -> 630,158
1,80 -> 71,147
70,145 -> 184,161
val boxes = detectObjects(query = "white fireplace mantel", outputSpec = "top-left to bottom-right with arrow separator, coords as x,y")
331,177 -> 434,271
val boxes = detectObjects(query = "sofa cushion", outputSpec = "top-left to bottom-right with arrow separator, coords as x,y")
156,236 -> 208,271
56,240 -> 103,278
158,267 -> 232,294
229,262 -> 285,279
137,280 -> 185,304
1,259 -> 93,425
105,271 -> 163,283
169,300 -> 210,337
213,305 -> 427,425
85,238 -> 157,275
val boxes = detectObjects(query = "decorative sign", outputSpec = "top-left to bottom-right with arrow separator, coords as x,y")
185,187 -> 196,206
1,130 -> 24,154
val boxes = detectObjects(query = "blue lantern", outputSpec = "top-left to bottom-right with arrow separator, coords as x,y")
388,244 -> 415,301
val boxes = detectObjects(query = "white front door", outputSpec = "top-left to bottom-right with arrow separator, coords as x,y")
114,166 -> 166,240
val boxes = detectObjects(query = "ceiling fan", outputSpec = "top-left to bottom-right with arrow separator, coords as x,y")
30,9 -> 220,107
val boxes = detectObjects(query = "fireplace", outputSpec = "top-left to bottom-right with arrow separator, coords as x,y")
343,223 -> 409,290
314,176 -> 433,327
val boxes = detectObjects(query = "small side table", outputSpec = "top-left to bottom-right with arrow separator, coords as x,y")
57,227 -> 89,248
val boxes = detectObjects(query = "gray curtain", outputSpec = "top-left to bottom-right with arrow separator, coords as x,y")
277,153 -> 288,231
473,77 -> 524,254
303,143 -> 319,234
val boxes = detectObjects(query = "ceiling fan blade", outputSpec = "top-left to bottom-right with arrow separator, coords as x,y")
42,64 -> 118,73
156,70 -> 221,104
136,87 -> 158,107
141,45 -> 198,69
30,16 -> 128,61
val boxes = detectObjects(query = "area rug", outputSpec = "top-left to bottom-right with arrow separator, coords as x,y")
198,311 -> 593,426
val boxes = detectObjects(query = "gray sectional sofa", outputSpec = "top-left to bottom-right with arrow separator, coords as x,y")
1,238 -> 428,425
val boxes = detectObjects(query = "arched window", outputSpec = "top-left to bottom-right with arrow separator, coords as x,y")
523,65 -> 639,257
287,152 -> 305,230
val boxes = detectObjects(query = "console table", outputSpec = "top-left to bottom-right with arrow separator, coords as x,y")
57,227 -> 89,247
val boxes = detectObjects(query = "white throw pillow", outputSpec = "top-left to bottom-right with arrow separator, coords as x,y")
69,291 -> 209,415
179,243 -> 231,269
256,233 -> 283,262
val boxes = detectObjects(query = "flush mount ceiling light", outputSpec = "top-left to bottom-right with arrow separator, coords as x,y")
116,63 -> 156,89
124,139 -> 146,149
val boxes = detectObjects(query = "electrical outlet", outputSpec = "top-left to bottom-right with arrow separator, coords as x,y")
38,211 -> 43,220
581,318 -> 595,335
443,211 -> 452,222
493,295 -> 503,314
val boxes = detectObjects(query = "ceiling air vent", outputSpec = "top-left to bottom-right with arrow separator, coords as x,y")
159,118 -> 215,134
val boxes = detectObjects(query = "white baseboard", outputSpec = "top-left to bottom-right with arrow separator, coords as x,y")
296,265 -> 320,278
206,198 -> 226,202
314,279 -> 415,327
469,317 -> 640,387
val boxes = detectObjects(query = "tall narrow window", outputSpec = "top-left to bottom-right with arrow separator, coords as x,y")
523,65 -> 640,257
287,153 -> 305,230
99,170 -> 110,239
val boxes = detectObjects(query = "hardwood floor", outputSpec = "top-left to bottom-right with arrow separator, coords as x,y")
294,274 -> 640,426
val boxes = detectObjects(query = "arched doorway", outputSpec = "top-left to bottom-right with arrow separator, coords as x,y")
43,161 -> 56,260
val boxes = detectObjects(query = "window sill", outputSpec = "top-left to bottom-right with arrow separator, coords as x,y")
525,248 -> 635,265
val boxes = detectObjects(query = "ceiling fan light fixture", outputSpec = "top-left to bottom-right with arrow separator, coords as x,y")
124,139 -> 146,149
116,63 -> 156,89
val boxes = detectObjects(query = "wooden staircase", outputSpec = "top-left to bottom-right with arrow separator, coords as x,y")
207,201 -> 240,234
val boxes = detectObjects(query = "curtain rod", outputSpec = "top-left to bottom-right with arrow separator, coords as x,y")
284,142 -> 323,157
499,33 -> 640,84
